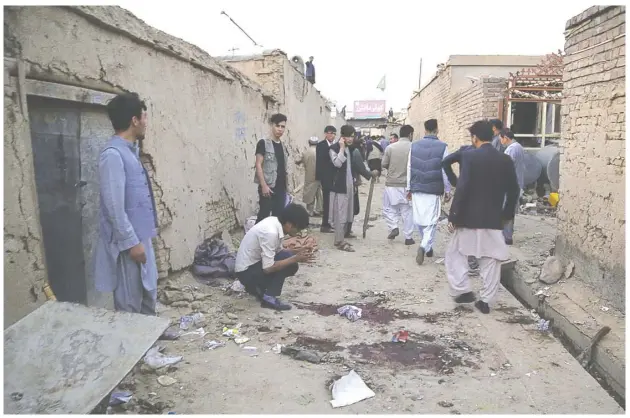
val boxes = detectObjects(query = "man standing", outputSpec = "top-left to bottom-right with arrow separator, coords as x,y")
329,125 -> 357,252
490,119 -> 505,152
316,125 -> 337,233
499,129 -> 526,245
235,203 -> 313,311
407,119 -> 451,264
382,125 -> 415,245
446,120 -> 520,314
305,56 -> 316,84
254,113 -> 289,223
296,137 -> 323,216
95,92 -> 158,315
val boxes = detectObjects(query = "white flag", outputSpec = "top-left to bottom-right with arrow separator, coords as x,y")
376,75 -> 386,91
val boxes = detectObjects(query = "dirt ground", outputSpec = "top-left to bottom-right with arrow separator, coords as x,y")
109,182 -> 622,414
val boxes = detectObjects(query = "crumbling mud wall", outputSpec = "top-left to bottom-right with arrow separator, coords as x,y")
407,69 -> 506,151
4,71 -> 48,325
3,6 -> 327,326
557,6 -> 626,310
223,50 -> 332,195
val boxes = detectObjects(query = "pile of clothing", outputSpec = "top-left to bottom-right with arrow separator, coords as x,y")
191,238 -> 236,283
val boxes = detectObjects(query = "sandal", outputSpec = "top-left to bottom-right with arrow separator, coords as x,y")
335,242 -> 355,252
345,232 -> 357,239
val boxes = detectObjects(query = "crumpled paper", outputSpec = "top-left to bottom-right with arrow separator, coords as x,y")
337,305 -> 362,322
330,370 -> 375,408
143,346 -> 183,369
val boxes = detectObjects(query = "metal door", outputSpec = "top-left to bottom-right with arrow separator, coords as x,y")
28,96 -> 112,307
28,96 -> 86,304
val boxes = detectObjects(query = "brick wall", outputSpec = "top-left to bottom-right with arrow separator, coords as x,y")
407,68 -> 506,151
557,6 -> 626,310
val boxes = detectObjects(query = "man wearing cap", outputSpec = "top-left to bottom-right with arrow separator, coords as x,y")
296,136 -> 323,216
316,125 -> 338,233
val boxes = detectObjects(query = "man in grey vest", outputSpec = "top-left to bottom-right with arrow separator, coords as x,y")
407,119 -> 451,265
254,114 -> 289,223
94,93 -> 159,315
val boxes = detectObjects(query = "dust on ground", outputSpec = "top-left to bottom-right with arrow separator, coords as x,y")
104,182 -> 622,414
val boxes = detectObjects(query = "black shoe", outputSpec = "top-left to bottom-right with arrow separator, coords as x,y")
416,247 -> 425,265
455,292 -> 476,303
261,297 -> 292,311
475,300 -> 490,314
405,238 -> 416,246
320,225 -> 334,233
388,228 -> 400,240
505,238 -> 513,246
426,249 -> 434,258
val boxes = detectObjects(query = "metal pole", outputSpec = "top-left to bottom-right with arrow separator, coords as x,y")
221,11 -> 260,46
418,58 -> 423,89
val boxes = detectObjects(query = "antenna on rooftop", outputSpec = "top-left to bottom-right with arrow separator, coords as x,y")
221,11 -> 260,47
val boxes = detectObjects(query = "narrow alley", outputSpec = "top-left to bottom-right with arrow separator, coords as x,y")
110,182 -> 622,414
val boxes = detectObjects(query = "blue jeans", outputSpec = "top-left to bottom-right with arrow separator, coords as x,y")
236,250 -> 297,297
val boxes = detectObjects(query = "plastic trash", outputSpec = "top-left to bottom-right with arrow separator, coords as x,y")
159,327 -> 182,341
272,343 -> 284,354
203,340 -> 226,350
435,258 -> 445,264
537,319 -> 550,332
330,370 -> 375,408
234,336 -> 250,345
337,305 -> 362,322
222,323 -> 242,338
392,330 -> 409,343
179,313 -> 204,330
230,280 -> 246,293
143,346 -> 183,369
242,346 -> 258,357
157,375 -> 177,387
601,306 -> 610,312
109,391 -> 132,406
180,327 -> 206,341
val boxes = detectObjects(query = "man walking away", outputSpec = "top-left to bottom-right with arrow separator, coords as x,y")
296,137 -> 323,216
442,143 -> 480,276
500,129 -> 526,245
446,120 -> 520,314
382,125 -> 415,245
329,125 -> 357,252
490,119 -> 505,152
407,119 -> 451,265
254,114 -> 289,223
235,204 -> 313,311
305,56 -> 316,84
94,93 -> 159,315
316,125 -> 337,233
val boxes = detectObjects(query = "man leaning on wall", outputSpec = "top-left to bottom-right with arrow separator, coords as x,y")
94,93 -> 159,315
254,114 -> 290,224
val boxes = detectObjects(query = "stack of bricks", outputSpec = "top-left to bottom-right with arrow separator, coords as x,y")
557,6 -> 626,310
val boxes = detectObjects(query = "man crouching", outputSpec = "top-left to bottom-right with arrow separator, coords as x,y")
235,203 -> 314,311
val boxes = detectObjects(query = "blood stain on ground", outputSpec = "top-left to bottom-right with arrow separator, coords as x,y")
293,301 -> 421,324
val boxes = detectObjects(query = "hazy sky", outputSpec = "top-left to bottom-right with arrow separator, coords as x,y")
122,0 -> 595,112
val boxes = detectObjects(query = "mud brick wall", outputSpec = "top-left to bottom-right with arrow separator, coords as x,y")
557,6 -> 626,310
3,6 -> 335,326
407,69 -> 506,152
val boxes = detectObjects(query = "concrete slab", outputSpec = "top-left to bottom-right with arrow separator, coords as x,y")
4,301 -> 169,414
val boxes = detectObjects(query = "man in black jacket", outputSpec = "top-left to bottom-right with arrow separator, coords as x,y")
444,120 -> 519,314
316,125 -> 337,233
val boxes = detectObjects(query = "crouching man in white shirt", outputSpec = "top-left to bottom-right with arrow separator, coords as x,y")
235,203 -> 314,311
